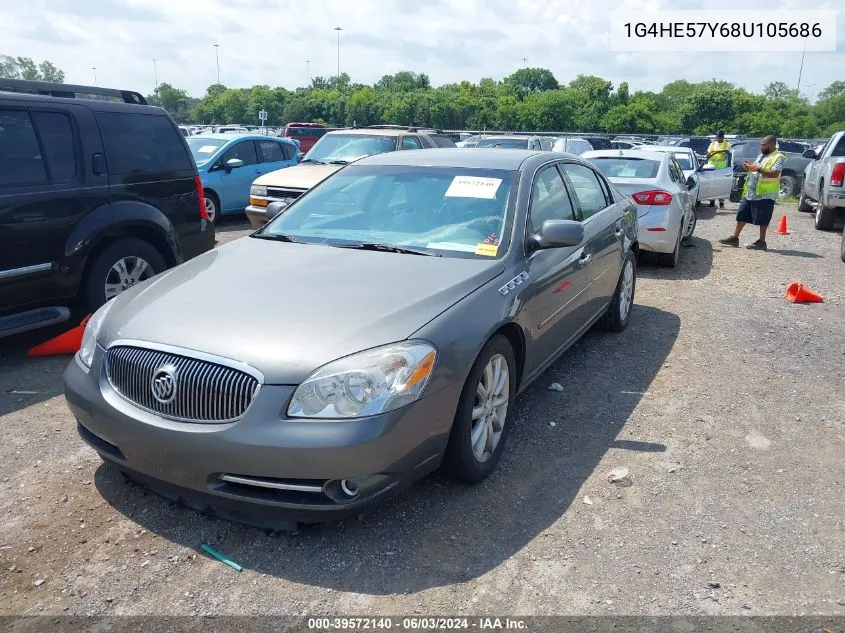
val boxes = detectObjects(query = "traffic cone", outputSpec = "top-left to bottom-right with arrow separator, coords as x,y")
774,215 -> 790,235
785,283 -> 824,304
27,314 -> 92,357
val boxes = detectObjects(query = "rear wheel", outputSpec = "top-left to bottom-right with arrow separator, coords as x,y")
84,238 -> 167,311
444,335 -> 516,483
660,223 -> 682,268
815,187 -> 836,230
798,189 -> 814,213
204,191 -> 221,225
683,208 -> 697,240
598,252 -> 636,332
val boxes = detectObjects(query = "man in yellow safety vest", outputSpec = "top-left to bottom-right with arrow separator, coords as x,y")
718,135 -> 786,251
706,130 -> 731,209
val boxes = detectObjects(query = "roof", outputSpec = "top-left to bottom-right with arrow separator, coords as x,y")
582,149 -> 670,161
636,145 -> 696,153
188,133 -> 297,143
0,89 -> 165,115
354,148 -> 544,169
326,128 -> 415,137
478,135 -> 537,140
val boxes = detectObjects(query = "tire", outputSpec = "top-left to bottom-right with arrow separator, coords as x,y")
84,238 -> 167,311
204,191 -> 221,225
683,207 -> 697,241
779,174 -> 796,198
444,334 -> 517,484
660,224 -> 682,268
598,252 -> 636,332
815,187 -> 836,230
798,189 -> 814,213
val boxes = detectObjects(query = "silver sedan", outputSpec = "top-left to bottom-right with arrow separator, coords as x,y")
583,149 -> 697,268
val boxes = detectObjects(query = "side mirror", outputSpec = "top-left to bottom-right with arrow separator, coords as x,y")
225,158 -> 244,171
266,200 -> 289,222
296,152 -> 305,162
686,176 -> 697,190
699,163 -> 715,172
802,149 -> 817,159
528,219 -> 584,252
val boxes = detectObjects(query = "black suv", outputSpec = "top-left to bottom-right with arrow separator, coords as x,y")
0,80 -> 214,338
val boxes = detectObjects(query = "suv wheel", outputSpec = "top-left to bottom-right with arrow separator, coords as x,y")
84,238 -> 167,311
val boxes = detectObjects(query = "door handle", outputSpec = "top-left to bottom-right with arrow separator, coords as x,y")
614,228 -> 624,237
579,251 -> 592,264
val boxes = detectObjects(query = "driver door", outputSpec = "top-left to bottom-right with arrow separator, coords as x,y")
219,140 -> 258,211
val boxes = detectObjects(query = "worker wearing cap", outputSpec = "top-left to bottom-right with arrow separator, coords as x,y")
706,131 -> 731,209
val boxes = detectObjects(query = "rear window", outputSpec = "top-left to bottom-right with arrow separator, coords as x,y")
591,158 -> 661,179
429,135 -> 456,148
257,140 -> 285,163
831,136 -> 845,157
96,112 -> 193,175
476,138 -> 529,149
285,126 -> 328,139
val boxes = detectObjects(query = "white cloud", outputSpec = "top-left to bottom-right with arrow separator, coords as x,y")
1,0 -> 842,99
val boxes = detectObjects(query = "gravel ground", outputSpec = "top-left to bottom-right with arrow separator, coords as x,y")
1,203 -> 844,618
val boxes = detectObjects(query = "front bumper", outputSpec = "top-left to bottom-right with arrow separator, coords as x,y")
64,350 -> 458,529
245,205 -> 269,229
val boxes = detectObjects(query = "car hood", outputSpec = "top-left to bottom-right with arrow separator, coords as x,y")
252,163 -> 342,190
98,238 -> 505,384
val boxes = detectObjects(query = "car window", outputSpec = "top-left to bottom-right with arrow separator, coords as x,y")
31,112 -> 77,183
560,163 -> 609,219
831,135 -> 845,157
476,138 -> 529,149
305,134 -> 398,163
590,157 -> 661,179
286,127 -> 327,139
402,136 -> 423,150
258,140 -> 285,163
222,140 -> 257,166
95,113 -> 193,175
280,141 -> 297,161
672,153 -> 694,171
528,165 -> 576,233
0,110 -> 48,187
668,159 -> 682,183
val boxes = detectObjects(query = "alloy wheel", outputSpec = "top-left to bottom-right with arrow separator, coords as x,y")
104,256 -> 155,300
470,354 -> 510,463
620,259 -> 634,321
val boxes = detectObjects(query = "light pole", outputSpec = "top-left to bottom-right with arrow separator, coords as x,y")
213,44 -> 220,85
153,58 -> 158,91
522,57 -> 527,67
807,83 -> 816,104
306,59 -> 311,85
92,67 -> 97,85
796,36 -> 808,95
334,27 -> 342,78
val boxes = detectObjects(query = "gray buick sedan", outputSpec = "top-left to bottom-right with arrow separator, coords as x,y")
64,148 -> 639,529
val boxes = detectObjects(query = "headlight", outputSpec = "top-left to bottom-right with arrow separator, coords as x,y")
288,341 -> 437,419
250,185 -> 267,197
77,300 -> 114,370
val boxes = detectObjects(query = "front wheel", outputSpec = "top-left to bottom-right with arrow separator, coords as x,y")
598,252 -> 636,332
83,238 -> 167,311
779,174 -> 796,198
444,335 -> 517,483
798,189 -> 814,213
683,207 -> 697,240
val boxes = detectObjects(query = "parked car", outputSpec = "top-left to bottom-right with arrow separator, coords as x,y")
667,136 -> 711,163
474,135 -> 551,150
215,126 -> 249,134
584,149 -> 696,268
280,122 -> 327,153
551,137 -> 594,156
187,134 -> 299,224
456,134 -> 482,148
246,127 -> 446,229
0,80 -> 214,339
798,131 -> 845,230
636,145 -> 732,207
64,148 -> 639,529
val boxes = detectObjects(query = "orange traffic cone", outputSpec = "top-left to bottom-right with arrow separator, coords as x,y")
27,315 -> 92,357
785,283 -> 824,304
774,215 -> 790,235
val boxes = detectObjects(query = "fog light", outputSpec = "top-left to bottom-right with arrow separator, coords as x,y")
340,479 -> 359,498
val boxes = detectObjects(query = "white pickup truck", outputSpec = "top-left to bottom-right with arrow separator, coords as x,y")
798,130 -> 845,232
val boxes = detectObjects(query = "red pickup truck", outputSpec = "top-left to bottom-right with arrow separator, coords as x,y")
280,122 -> 327,153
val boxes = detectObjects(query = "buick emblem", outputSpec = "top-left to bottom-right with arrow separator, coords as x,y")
150,366 -> 178,404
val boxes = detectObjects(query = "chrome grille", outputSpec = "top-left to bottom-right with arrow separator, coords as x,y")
105,345 -> 260,423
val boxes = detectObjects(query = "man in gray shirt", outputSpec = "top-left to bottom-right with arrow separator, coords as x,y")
718,136 -> 786,251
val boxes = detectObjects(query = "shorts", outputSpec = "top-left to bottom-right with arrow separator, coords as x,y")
737,198 -> 775,226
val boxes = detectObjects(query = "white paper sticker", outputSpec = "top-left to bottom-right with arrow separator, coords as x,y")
426,241 -> 477,253
444,176 -> 502,200
197,145 -> 218,153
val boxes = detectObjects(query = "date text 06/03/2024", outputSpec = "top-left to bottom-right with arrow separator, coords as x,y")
307,617 -> 528,630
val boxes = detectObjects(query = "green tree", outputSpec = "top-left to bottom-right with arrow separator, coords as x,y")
817,81 -> 845,102
148,83 -> 190,120
0,55 -> 64,82
504,68 -> 559,95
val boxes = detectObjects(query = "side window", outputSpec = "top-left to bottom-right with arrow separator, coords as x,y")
668,159 -> 682,183
257,140 -> 285,163
0,110 -> 48,186
831,135 -> 845,157
560,163 -> 609,220
279,141 -> 297,161
528,164 -> 576,234
31,112 -> 77,183
402,136 -> 423,150
221,141 -> 257,166
95,113 -> 193,175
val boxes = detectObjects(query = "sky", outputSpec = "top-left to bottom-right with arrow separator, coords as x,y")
1,0 -> 843,101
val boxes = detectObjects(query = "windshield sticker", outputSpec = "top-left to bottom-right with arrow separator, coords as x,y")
197,145 -> 218,153
483,233 -> 500,245
475,243 -> 499,257
444,176 -> 502,200
426,241 -> 477,253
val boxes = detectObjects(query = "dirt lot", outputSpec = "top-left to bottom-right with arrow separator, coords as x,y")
2,202 -> 844,618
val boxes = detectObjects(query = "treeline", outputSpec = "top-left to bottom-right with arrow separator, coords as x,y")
2,55 -> 843,137
149,70 -> 845,138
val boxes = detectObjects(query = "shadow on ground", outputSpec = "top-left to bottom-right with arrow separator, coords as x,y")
637,236 -> 713,281
94,305 -> 680,595
213,216 -> 251,234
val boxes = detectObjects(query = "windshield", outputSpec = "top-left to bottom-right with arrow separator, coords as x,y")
258,165 -> 516,258
672,154 -> 693,170
303,134 -> 397,163
186,138 -> 228,165
476,138 -> 529,149
591,158 -> 661,179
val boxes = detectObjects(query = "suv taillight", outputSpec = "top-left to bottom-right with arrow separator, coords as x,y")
195,176 -> 209,220
831,163 -> 845,188
632,190 -> 673,206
